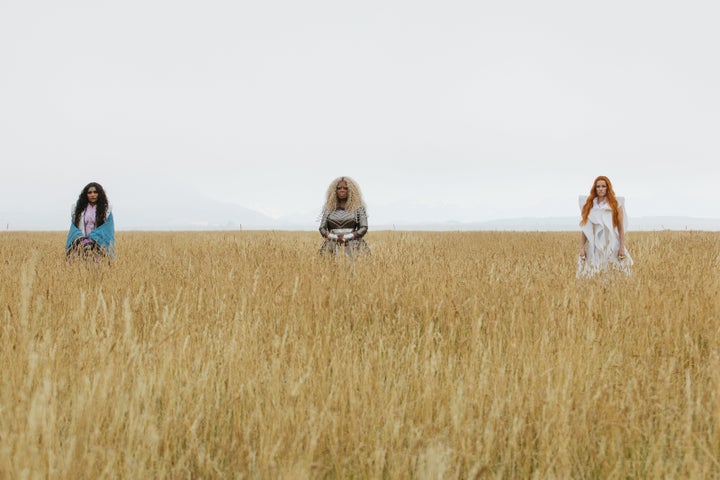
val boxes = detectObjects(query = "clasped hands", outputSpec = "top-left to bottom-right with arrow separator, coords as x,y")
327,232 -> 355,244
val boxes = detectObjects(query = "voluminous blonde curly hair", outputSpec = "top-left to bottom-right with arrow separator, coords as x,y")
323,176 -> 366,213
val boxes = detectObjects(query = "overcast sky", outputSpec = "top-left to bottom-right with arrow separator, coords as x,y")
1,0 -> 718,230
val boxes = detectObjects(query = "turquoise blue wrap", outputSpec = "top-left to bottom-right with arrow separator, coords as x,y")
65,212 -> 116,259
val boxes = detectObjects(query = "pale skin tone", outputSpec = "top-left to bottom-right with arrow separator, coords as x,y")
579,179 -> 626,260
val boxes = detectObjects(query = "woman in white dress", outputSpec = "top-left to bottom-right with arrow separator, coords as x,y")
577,176 -> 633,278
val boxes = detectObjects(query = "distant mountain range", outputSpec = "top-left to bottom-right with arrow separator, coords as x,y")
2,200 -> 719,232
380,216 -> 720,232
117,215 -> 720,232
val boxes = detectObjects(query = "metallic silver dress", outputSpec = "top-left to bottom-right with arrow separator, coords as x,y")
319,206 -> 369,256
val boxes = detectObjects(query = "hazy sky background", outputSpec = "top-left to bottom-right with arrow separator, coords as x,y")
1,1 -> 718,229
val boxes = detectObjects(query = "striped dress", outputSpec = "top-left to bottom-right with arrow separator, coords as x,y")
319,206 -> 369,255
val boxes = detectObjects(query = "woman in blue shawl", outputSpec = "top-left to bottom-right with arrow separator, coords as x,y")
65,182 -> 116,259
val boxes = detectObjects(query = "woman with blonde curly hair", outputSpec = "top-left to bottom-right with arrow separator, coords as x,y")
319,176 -> 369,256
577,175 -> 632,278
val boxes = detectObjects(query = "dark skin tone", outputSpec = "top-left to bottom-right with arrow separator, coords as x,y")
327,181 -> 350,242
336,181 -> 348,206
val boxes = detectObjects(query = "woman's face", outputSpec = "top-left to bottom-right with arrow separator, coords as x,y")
595,180 -> 608,198
87,186 -> 99,205
336,181 -> 348,201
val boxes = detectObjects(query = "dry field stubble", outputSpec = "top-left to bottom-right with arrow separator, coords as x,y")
1,230 -> 719,478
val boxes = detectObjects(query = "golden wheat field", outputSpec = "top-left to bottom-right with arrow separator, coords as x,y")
1,230 -> 719,478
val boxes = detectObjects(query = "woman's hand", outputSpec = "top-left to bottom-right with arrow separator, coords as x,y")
618,246 -> 626,260
336,233 -> 355,244
578,247 -> 586,260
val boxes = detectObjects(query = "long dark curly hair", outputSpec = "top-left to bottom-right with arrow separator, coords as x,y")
72,182 -> 109,227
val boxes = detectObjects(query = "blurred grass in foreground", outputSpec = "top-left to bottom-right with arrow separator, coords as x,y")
1,230 -> 719,478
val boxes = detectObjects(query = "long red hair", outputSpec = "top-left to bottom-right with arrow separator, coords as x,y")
580,176 -> 621,228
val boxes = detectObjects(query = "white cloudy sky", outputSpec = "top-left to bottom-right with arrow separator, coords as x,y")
1,0 -> 718,229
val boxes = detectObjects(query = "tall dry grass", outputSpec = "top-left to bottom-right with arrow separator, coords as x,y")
1,230 -> 719,478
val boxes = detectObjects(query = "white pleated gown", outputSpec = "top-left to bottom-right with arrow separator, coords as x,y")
577,196 -> 633,278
